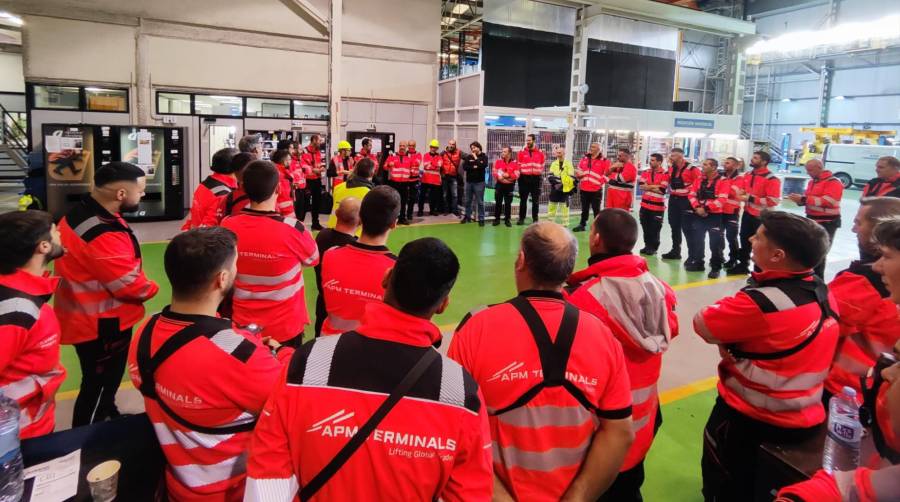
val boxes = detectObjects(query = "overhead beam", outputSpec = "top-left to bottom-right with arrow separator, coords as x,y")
584,0 -> 756,37
279,0 -> 329,36
442,15 -> 482,39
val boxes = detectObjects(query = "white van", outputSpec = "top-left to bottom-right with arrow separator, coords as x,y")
822,143 -> 900,188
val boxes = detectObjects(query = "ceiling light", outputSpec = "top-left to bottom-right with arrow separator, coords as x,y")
709,133 -> 739,140
84,87 -> 109,92
449,44 -> 459,50
533,118 -> 542,122
746,13 -> 900,56
484,115 -> 499,120
674,132 -> 708,139
781,98 -> 791,102
0,11 -> 23,26
595,129 -> 607,134
834,95 -> 846,100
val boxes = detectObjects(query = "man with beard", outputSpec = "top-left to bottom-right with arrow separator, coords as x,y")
55,162 -> 160,426
129,227 -> 293,501
442,139 -> 462,216
0,210 -> 67,438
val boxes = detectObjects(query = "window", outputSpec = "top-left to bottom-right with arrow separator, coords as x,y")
292,100 -> 328,120
246,97 -> 291,118
32,85 -> 80,110
85,87 -> 128,112
194,95 -> 243,116
157,92 -> 192,115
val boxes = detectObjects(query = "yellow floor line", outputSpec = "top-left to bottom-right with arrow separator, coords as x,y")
671,276 -> 745,291
659,376 -> 719,405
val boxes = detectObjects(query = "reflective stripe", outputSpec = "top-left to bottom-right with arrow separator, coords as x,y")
72,216 -> 103,238
277,201 -> 293,209
104,263 -> 142,293
244,476 -> 299,502
153,422 -> 235,450
237,263 -> 302,286
694,310 -> 720,344
731,360 -> 827,392
608,184 -> 634,192
723,374 -> 822,412
438,356 -> 465,408
209,185 -> 230,196
807,206 -> 841,215
233,277 -> 304,302
0,297 -> 40,320
20,401 -> 51,428
323,314 -> 360,333
832,350 -> 874,377
302,334 -> 341,386
744,286 -> 796,312
848,332 -> 893,358
822,195 -> 839,205
171,452 -> 247,488
0,370 -> 62,400
209,329 -> 248,356
632,413 -> 651,432
493,437 -> 590,472
496,404 -> 596,428
632,383 -> 657,406
60,278 -> 104,294
53,294 -> 124,315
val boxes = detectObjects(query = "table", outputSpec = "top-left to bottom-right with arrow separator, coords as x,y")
21,413 -> 166,501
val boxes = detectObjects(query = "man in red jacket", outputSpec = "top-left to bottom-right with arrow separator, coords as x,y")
517,134 -> 546,225
217,152 -> 256,222
788,159 -> 844,277
221,161 -> 320,347
129,227 -> 293,501
442,139 -> 462,216
695,210 -> 838,501
573,142 -> 609,232
183,147 -> 238,230
824,197 -> 900,401
419,140 -> 444,216
320,186 -> 399,336
638,153 -> 670,255
566,209 -> 678,502
862,155 -> 900,199
721,157 -> 744,269
0,211 -> 66,439
450,221 -> 634,501
55,161 -> 159,426
726,151 -> 782,275
386,141 -> 414,225
300,134 -> 325,230
493,145 -> 520,227
686,159 -> 729,277
662,148 -> 700,260
245,238 -> 493,501
605,147 -> 638,210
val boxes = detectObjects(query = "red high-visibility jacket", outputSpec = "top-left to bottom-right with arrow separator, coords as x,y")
55,195 -> 159,345
329,154 -> 354,188
666,162 -> 699,198
800,171 -> 843,222
408,150 -> 423,182
825,260 -> 900,398
217,187 -> 250,224
722,171 -> 743,215
688,175 -> 729,214
606,163 -> 638,210
289,156 -> 306,190
442,150 -> 462,177
386,152 -> 415,183
639,168 -> 670,212
492,158 -> 520,185
862,172 -> 900,199
422,151 -> 444,186
776,465 -> 900,502
694,270 -> 840,428
736,167 -> 781,217
449,291 -> 632,501
300,145 -> 323,181
354,149 -> 381,175
275,163 -> 295,217
320,242 -> 396,336
221,209 -> 319,343
183,173 -> 237,230
0,269 -> 66,439
128,308 -> 294,502
517,147 -> 546,177
565,254 -> 678,470
245,302 -> 493,502
577,155 -> 609,193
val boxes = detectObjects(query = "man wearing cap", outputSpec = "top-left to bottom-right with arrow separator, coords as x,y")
328,141 -> 355,189
55,162 -> 160,426
419,140 -> 445,216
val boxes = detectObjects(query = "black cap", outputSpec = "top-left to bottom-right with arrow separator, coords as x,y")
94,161 -> 146,187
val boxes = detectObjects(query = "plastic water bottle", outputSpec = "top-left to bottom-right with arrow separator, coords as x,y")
822,386 -> 863,473
0,394 -> 23,502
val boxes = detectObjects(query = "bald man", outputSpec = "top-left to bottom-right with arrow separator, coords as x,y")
788,159 -> 843,277
449,222 -> 634,501
314,197 -> 360,336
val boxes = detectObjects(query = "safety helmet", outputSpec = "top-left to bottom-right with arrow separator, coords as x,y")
429,139 -> 440,148
338,140 -> 352,150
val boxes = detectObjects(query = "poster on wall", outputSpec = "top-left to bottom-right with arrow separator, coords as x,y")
120,128 -> 162,178
44,126 -> 96,220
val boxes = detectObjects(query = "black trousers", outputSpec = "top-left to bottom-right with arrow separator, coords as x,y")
419,184 -> 442,214
701,398 -> 820,502
640,208 -> 665,253
737,212 -> 762,266
518,175 -> 542,222
456,173 -> 465,214
667,196 -> 692,254
814,218 -> 840,279
579,190 -> 602,227
389,181 -> 412,222
307,179 -> 323,225
494,183 -> 515,222
72,320 -> 132,427
293,187 -> 307,222
599,403 -> 662,502
722,213 -> 740,262
688,213 -> 725,268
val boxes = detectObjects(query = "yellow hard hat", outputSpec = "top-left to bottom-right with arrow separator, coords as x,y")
429,139 -> 440,148
338,140 -> 352,150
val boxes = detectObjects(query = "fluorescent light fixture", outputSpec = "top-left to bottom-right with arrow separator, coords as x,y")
484,115 -> 499,120
210,95 -> 240,101
834,95 -> 846,100
595,129 -> 607,134
532,118 -> 542,122
746,13 -> 900,56
674,132 -> 707,139
449,44 -> 459,50
640,131 -> 669,137
514,117 -> 527,121
615,129 -> 632,134
0,11 -> 23,26
781,98 -> 791,102
709,133 -> 739,140
451,4 -> 470,15
84,87 -> 110,92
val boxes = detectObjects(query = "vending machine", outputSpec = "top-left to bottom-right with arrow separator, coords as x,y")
43,124 -> 186,221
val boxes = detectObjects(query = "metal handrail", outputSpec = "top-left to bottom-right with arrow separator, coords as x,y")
0,102 -> 28,154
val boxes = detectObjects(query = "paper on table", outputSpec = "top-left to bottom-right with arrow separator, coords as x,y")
23,449 -> 80,502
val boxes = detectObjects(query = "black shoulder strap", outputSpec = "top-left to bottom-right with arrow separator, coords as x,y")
298,348 -> 439,501
136,315 -> 258,435
491,297 -> 594,415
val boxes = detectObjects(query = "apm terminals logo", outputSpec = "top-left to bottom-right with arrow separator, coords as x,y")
307,409 -> 355,433
487,361 -> 528,382
307,409 -> 458,452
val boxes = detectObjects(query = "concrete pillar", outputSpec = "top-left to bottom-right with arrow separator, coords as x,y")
134,23 -> 151,124
328,0 -> 342,150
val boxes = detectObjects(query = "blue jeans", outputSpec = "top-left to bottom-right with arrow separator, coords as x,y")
688,212 -> 724,268
443,176 -> 458,214
464,181 -> 485,222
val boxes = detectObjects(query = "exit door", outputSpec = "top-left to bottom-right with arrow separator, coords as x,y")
199,118 -> 244,181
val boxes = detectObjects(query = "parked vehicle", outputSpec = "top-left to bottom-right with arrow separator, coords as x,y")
822,143 -> 900,188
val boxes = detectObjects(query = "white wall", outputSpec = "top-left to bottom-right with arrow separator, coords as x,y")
341,99 -> 428,147
0,52 -> 24,92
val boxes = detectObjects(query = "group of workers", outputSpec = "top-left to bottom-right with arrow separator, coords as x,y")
2,131 -> 900,502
